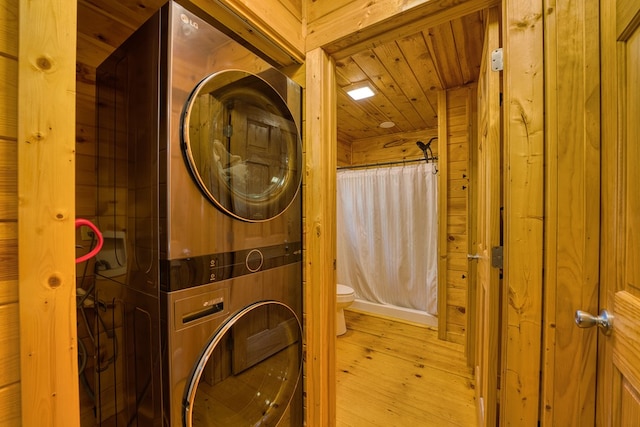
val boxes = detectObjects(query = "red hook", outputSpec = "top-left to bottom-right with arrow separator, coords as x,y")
75,219 -> 103,264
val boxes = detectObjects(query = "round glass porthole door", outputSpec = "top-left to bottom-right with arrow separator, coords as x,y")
182,70 -> 302,222
183,301 -> 302,427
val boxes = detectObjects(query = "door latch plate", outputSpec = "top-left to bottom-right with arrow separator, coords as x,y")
491,246 -> 503,269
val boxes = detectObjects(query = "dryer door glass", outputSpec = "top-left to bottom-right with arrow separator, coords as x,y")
183,301 -> 302,426
183,70 -> 302,222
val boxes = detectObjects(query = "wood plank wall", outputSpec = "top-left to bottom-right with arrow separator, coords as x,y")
541,0 -> 600,425
438,86 -> 473,345
76,66 -> 98,221
347,128 -> 438,166
0,0 -> 20,425
501,0 -> 544,423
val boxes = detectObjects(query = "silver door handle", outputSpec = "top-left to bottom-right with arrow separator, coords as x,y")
467,254 -> 481,260
575,309 -> 613,335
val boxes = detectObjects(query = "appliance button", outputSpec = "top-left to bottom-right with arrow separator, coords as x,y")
246,249 -> 264,272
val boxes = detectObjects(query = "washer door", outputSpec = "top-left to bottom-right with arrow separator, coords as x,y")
183,301 -> 302,426
182,70 -> 302,222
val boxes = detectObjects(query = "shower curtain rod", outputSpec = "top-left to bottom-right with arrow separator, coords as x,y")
336,157 -> 437,170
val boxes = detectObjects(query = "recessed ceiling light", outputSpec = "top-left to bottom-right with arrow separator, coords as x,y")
347,85 -> 375,100
379,121 -> 395,128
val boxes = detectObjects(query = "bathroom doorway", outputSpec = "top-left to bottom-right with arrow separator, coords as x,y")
330,13 -> 484,345
303,1 -> 500,425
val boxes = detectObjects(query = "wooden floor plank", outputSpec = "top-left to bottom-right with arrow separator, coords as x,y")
339,328 -> 470,377
336,310 -> 477,426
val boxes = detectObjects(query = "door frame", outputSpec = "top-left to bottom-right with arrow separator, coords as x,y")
597,0 -> 640,424
499,1 -> 545,423
596,0 -> 618,422
474,7 -> 502,426
305,0 -> 545,426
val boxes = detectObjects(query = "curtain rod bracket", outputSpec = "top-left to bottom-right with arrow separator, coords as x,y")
416,138 -> 438,173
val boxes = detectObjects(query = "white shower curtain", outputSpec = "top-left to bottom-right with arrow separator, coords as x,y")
336,162 -> 438,315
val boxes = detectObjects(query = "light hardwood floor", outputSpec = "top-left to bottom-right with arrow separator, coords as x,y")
336,310 -> 477,427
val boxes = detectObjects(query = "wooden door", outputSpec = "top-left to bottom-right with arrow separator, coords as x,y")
474,7 -> 501,427
598,0 -> 640,424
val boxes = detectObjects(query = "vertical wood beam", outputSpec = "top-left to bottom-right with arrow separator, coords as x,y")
467,83 -> 478,365
596,0 -> 619,423
501,0 -> 544,424
304,47 -> 337,427
437,90 -> 449,340
18,1 -> 79,426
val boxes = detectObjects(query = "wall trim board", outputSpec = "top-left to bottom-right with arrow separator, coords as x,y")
18,1 -> 80,425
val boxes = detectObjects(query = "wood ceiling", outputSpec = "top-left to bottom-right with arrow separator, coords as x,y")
334,12 -> 485,144
77,1 -> 486,145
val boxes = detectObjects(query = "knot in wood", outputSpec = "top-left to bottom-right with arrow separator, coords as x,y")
36,56 -> 53,71
48,274 -> 62,288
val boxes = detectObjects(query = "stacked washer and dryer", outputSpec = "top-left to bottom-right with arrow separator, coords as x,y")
93,1 -> 303,425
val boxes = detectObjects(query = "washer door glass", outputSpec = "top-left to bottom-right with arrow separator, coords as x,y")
183,70 -> 302,222
183,301 -> 302,426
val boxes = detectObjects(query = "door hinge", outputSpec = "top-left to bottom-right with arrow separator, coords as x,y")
491,48 -> 503,71
491,246 -> 503,269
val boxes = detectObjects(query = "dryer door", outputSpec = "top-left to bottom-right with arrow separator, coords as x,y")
183,301 -> 302,426
182,70 -> 302,222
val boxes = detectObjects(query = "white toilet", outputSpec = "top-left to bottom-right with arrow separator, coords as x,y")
336,284 -> 355,336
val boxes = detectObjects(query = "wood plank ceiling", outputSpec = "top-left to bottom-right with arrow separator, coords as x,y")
77,1 -> 486,146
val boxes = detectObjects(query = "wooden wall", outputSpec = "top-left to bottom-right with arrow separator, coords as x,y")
500,0 -> 544,423
438,86 -> 474,345
541,0 -> 600,424
0,0 -> 20,425
344,128 -> 438,166
336,84 -> 473,346
76,72 -> 98,221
